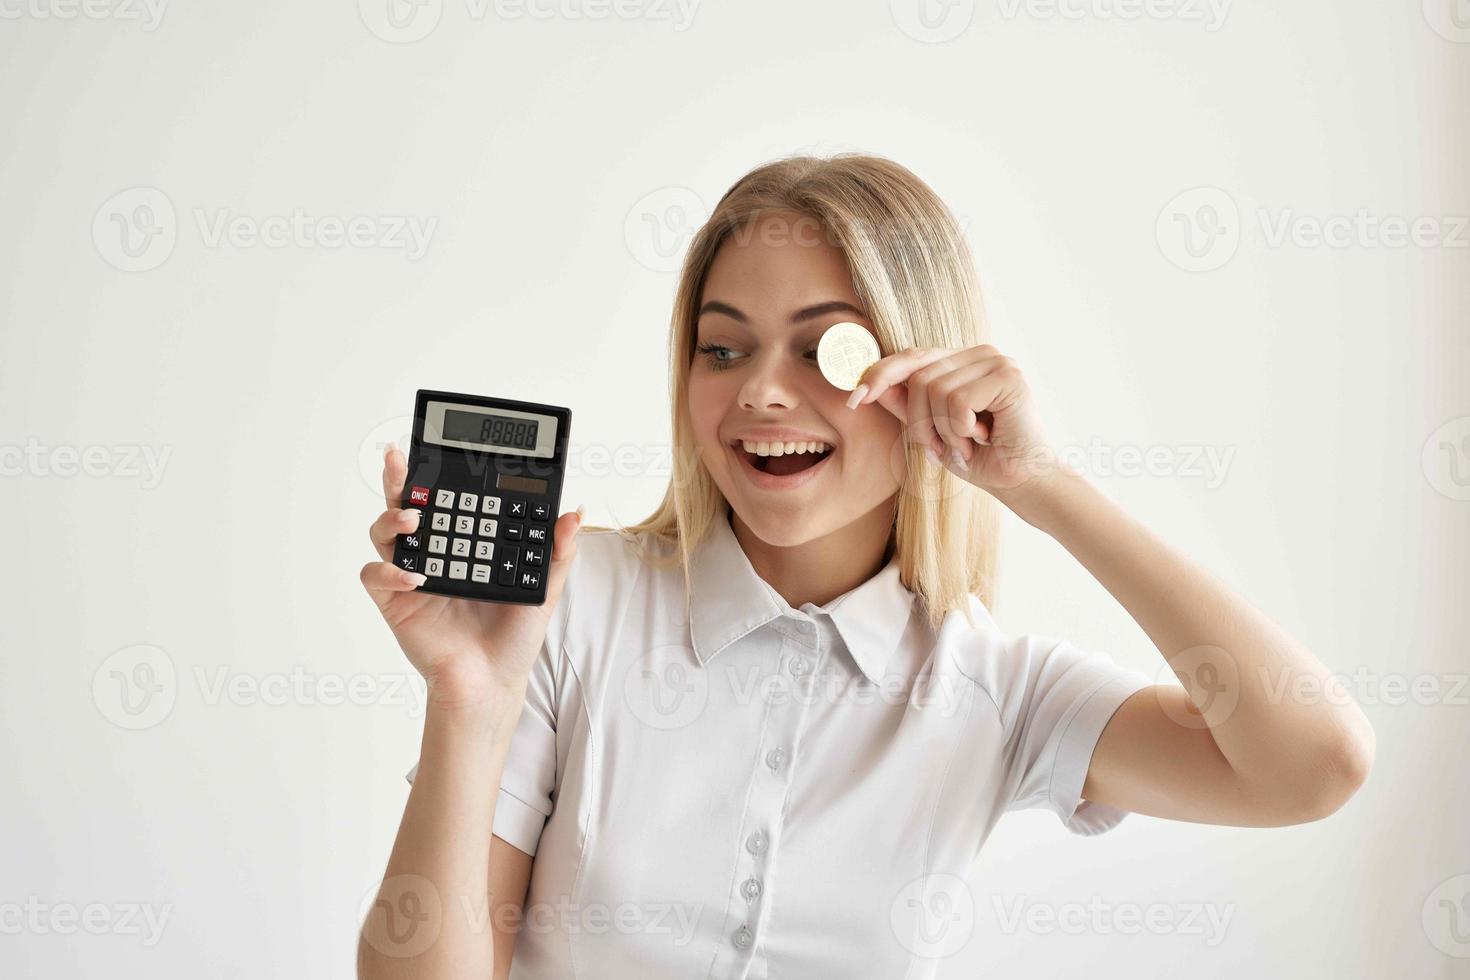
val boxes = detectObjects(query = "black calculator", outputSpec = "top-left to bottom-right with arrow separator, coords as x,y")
392,390 -> 572,605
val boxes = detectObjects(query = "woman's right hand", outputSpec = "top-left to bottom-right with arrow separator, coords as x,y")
360,444 -> 584,710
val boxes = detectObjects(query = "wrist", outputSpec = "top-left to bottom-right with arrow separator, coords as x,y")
988,457 -> 1093,533
424,678 -> 527,739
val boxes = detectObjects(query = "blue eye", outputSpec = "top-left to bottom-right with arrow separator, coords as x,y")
696,343 -> 739,370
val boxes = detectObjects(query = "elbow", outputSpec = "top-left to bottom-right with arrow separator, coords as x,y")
1290,726 -> 1376,823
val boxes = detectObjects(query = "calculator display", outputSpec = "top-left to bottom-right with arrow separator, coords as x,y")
424,401 -> 558,459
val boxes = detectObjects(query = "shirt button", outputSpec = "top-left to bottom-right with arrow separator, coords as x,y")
766,748 -> 786,772
745,831 -> 766,855
733,925 -> 753,949
741,877 -> 763,901
789,657 -> 810,676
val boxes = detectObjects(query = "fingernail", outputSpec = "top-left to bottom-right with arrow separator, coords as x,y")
924,446 -> 940,466
574,504 -> 585,527
845,385 -> 868,410
950,448 -> 966,469
404,509 -> 421,527
402,571 -> 426,587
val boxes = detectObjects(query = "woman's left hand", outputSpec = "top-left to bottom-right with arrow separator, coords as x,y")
848,344 -> 1059,494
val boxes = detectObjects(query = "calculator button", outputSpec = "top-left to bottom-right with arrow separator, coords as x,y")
496,546 -> 519,586
478,518 -> 498,538
409,486 -> 431,507
471,564 -> 492,584
431,513 -> 451,532
454,515 -> 475,535
481,496 -> 501,516
428,535 -> 448,555
401,533 -> 422,552
424,557 -> 444,577
451,538 -> 471,558
458,492 -> 478,512
519,569 -> 542,590
448,560 -> 468,580
527,526 -> 546,544
530,502 -> 549,521
522,546 -> 544,567
474,541 -> 494,560
395,553 -> 420,573
435,489 -> 455,509
507,499 -> 527,518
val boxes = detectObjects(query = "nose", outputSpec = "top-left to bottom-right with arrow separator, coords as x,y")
736,349 -> 805,412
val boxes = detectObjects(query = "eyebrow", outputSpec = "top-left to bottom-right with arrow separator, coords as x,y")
696,299 -> 867,324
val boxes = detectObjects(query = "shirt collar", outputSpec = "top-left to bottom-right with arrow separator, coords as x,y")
688,510 -> 915,684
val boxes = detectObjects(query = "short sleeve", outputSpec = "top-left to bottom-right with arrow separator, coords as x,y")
1004,636 -> 1153,836
403,633 -> 563,858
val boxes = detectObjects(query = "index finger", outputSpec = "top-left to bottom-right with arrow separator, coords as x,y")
381,443 -> 407,511
853,347 -> 958,406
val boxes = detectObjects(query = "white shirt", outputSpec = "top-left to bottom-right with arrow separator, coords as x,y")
405,509 -> 1153,978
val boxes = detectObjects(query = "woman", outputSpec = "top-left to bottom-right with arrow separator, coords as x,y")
357,154 -> 1374,979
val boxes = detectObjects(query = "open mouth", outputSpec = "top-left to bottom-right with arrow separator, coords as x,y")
733,439 -> 834,480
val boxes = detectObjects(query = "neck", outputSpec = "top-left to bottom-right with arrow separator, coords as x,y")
729,497 -> 897,609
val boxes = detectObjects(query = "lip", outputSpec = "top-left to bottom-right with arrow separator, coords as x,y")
730,440 -> 835,492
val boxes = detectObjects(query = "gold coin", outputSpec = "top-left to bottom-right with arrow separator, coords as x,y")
817,322 -> 881,391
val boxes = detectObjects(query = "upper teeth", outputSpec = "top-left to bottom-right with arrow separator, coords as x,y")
740,440 -> 831,457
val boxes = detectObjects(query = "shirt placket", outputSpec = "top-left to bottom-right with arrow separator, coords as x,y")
708,617 -> 825,980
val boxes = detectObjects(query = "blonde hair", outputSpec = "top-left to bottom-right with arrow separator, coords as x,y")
600,153 -> 999,631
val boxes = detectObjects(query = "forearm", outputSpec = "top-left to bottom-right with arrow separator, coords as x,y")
358,689 -> 525,979
993,466 -> 1375,808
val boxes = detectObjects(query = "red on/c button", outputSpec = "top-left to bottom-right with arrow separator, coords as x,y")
409,485 -> 430,506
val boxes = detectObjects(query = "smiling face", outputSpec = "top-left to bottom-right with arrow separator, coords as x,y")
687,212 -> 905,548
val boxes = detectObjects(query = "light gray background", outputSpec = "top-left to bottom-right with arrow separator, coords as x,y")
1,0 -> 1467,976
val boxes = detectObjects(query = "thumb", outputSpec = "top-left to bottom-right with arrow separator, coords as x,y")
541,504 -> 584,608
